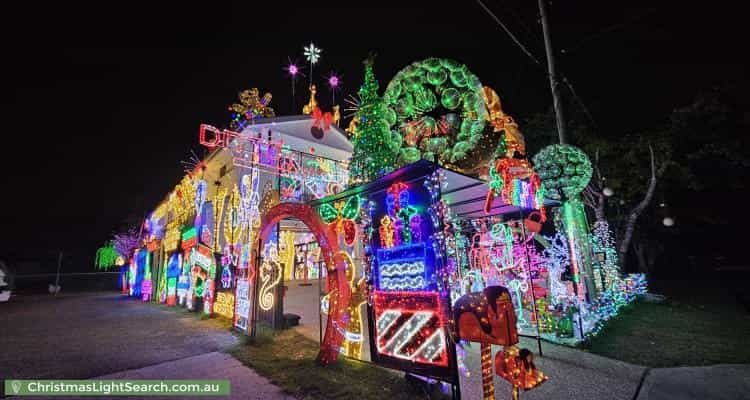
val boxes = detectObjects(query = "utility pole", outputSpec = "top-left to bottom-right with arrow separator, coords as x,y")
538,0 -> 567,144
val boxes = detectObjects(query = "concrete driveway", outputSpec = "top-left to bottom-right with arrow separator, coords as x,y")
0,292 -> 238,381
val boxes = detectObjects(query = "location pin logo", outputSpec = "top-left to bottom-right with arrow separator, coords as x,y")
11,380 -> 22,394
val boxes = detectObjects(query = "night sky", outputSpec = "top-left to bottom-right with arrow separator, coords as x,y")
2,1 -> 746,268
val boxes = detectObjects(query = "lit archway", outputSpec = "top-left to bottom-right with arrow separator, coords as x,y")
257,202 -> 351,364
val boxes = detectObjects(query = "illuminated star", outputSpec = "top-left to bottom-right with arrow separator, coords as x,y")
304,42 -> 322,64
327,72 -> 340,89
284,57 -> 304,78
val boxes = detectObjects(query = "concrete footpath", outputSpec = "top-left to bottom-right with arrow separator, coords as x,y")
459,337 -> 750,400
93,352 -> 294,400
636,364 -> 750,400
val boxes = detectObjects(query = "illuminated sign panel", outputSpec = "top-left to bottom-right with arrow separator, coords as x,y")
192,245 -> 214,269
373,291 -> 448,367
141,280 -> 152,301
163,227 -> 180,251
181,227 -> 197,250
214,292 -> 235,319
368,179 -> 452,380
234,279 -> 251,330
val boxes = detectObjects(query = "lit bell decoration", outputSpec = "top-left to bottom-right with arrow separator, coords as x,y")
495,346 -> 548,399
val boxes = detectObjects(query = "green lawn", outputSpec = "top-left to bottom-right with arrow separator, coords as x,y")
584,279 -> 750,367
227,329 -> 425,400
151,302 -> 424,399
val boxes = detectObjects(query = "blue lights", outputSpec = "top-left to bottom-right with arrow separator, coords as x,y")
373,182 -> 436,292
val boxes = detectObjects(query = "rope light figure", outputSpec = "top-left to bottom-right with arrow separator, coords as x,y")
258,242 -> 281,311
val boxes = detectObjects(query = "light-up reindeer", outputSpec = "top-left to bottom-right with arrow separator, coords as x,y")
339,251 -> 367,359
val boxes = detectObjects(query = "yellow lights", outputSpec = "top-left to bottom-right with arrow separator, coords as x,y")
339,251 -> 367,360
176,175 -> 197,225
152,201 -> 169,221
279,231 -> 295,281
496,346 -> 548,394
259,181 -> 279,217
379,215 -> 395,248
163,222 -> 181,252
224,185 -> 242,247
164,175 -> 200,228
302,84 -> 318,115
213,187 -> 228,252
480,343 -> 495,400
214,292 -> 235,319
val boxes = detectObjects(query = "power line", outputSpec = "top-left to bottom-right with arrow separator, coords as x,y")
476,0 -> 598,130
476,0 -> 544,67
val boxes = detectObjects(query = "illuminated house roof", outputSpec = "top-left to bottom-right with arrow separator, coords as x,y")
311,159 -> 558,219
238,115 -> 352,162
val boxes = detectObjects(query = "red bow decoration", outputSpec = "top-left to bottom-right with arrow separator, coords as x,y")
312,107 -> 333,132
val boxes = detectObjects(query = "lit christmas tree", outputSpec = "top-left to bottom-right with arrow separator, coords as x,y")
348,55 -> 398,185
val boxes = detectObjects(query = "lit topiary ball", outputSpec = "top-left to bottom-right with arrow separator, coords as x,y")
532,144 -> 592,201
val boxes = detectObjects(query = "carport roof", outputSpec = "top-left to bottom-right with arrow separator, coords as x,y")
308,160 -> 557,220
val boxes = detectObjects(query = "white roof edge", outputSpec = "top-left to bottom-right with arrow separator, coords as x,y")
239,115 -> 353,153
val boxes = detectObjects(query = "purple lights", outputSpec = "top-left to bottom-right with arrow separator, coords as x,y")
328,74 -> 340,88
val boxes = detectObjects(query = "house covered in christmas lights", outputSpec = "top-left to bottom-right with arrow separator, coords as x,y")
113,56 -> 647,399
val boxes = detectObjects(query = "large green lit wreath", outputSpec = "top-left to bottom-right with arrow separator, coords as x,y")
532,144 -> 592,201
383,58 -> 487,166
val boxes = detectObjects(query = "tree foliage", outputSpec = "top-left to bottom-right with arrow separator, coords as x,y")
525,86 -> 748,272
348,56 -> 399,185
113,227 -> 142,261
95,241 -> 120,270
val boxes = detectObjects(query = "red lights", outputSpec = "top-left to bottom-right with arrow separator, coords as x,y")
199,124 -> 224,148
257,202 -> 351,365
146,239 -> 159,252
372,291 -> 449,367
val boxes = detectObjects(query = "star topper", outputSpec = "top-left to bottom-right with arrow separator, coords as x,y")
303,42 -> 322,64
